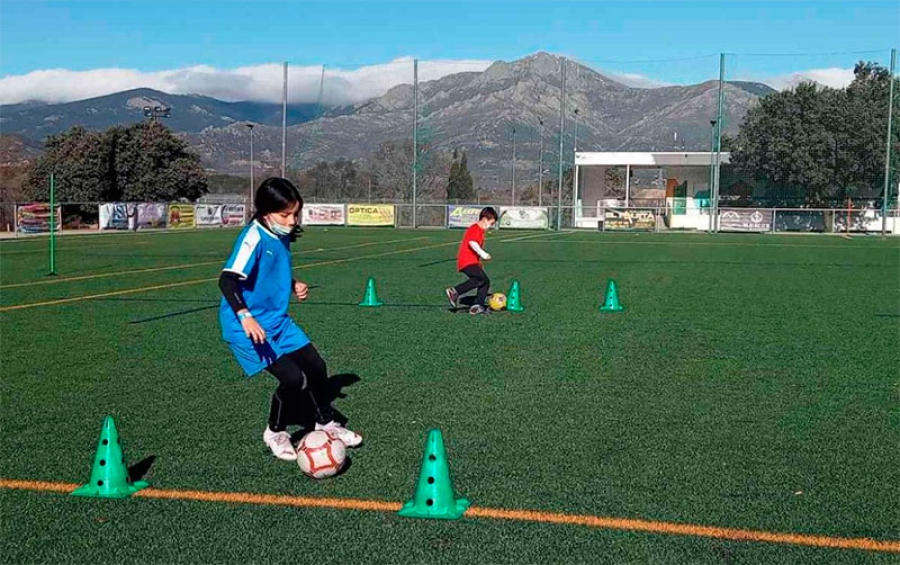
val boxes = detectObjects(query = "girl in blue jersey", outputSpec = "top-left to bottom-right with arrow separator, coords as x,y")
218,178 -> 362,461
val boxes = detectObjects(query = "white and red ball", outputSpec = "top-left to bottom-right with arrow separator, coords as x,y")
296,430 -> 346,479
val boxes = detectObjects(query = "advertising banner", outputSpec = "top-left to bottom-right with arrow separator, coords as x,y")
447,205 -> 484,228
302,204 -> 346,226
16,203 -> 62,234
222,204 -> 246,226
99,203 -> 130,230
774,210 -> 826,232
498,207 -> 550,229
135,203 -> 168,229
168,204 -> 196,229
195,204 -> 224,226
832,210 -> 883,233
603,208 -> 657,231
718,208 -> 773,232
346,204 -> 395,226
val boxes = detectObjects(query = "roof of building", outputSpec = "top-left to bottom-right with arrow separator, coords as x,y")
575,152 -> 732,167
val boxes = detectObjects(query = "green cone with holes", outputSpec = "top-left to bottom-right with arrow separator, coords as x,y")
506,280 -> 524,312
600,279 -> 624,312
72,416 -> 148,499
398,429 -> 469,520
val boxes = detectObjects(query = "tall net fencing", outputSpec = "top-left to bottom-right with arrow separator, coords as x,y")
6,50 -> 896,233
277,51 -> 895,223
722,50 -> 898,210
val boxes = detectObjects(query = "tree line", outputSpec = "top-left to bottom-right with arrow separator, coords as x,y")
727,61 -> 899,206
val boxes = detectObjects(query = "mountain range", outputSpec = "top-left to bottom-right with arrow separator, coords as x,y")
1,52 -> 775,187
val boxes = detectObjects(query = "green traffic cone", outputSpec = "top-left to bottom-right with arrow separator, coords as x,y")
398,429 -> 470,520
358,277 -> 383,307
72,416 -> 148,499
506,279 -> 524,312
600,279 -> 624,312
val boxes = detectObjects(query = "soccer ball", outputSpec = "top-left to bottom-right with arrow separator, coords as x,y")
296,431 -> 346,479
488,292 -> 507,311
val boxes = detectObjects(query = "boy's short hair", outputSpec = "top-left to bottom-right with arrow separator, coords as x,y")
479,207 -> 498,221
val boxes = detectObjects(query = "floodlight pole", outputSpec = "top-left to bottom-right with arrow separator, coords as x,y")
709,119 -> 717,233
48,173 -> 57,276
713,53 -> 726,233
538,118 -> 544,207
246,123 -> 255,213
511,126 -> 516,205
281,62 -> 288,178
412,58 -> 419,229
557,57 -> 567,230
882,48 -> 897,236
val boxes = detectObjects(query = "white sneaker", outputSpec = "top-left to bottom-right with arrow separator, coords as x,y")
263,427 -> 297,461
316,421 -> 363,448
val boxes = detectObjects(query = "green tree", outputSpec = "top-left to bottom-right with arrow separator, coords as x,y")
730,61 -> 899,205
24,122 -> 208,203
111,122 -> 207,201
447,150 -> 475,202
23,126 -> 114,201
298,158 -> 360,201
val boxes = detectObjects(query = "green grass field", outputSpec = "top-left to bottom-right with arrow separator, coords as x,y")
1,227 -> 898,564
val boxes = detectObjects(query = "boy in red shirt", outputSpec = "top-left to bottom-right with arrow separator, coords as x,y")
445,207 -> 498,315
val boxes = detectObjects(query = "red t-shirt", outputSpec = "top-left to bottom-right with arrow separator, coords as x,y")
457,223 -> 485,270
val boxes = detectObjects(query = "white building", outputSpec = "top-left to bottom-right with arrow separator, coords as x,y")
573,151 -> 730,230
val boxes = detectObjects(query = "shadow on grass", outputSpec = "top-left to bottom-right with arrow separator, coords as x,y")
128,455 -> 156,482
417,257 -> 456,268
129,305 -> 219,324
287,373 -> 362,437
302,301 -> 445,310
118,287 -> 323,324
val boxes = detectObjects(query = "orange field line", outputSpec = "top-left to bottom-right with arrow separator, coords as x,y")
1,478 -> 896,553
0,237 -> 426,290
0,238 -> 462,312
463,507 -> 900,553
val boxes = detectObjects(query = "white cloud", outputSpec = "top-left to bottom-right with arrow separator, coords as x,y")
741,67 -> 855,91
605,72 -> 673,89
0,59 -> 860,105
0,58 -> 493,106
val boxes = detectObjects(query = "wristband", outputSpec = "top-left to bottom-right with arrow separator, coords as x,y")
238,311 -> 253,320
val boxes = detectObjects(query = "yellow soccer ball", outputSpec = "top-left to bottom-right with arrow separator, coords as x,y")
488,292 -> 507,311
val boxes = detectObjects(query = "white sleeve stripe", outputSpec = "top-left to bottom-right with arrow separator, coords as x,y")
469,240 -> 489,259
227,226 -> 261,276
222,267 -> 249,279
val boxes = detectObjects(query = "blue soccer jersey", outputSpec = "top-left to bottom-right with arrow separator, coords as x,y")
219,220 -> 310,375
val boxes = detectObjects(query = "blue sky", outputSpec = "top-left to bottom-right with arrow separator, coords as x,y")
1,0 -> 898,104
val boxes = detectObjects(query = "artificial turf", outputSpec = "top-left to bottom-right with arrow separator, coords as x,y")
1,227 -> 898,564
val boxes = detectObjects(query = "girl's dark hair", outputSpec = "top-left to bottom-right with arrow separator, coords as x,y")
252,177 -> 304,240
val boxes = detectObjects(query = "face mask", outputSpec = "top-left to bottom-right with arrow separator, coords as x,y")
268,220 -> 293,236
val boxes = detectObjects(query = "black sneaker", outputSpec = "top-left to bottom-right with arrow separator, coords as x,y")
445,287 -> 459,308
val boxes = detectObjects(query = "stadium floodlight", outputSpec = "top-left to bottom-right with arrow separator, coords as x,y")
144,106 -> 171,121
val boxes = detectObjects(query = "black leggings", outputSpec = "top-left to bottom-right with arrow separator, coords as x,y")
265,343 -> 334,431
454,265 -> 490,305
